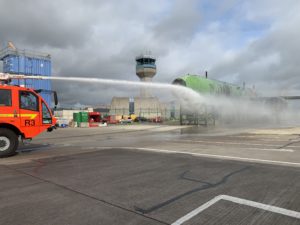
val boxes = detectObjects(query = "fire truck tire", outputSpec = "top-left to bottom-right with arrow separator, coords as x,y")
0,128 -> 19,157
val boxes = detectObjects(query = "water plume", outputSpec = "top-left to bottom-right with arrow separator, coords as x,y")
34,75 -> 300,127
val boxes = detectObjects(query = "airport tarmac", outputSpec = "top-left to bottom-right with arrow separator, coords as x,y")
0,125 -> 299,225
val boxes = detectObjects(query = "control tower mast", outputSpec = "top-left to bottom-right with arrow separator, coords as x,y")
135,53 -> 156,97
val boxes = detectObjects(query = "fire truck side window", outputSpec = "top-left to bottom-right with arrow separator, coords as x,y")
19,91 -> 38,111
42,102 -> 52,124
0,89 -> 12,106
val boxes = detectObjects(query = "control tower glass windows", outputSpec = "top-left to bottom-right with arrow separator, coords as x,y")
136,58 -> 156,65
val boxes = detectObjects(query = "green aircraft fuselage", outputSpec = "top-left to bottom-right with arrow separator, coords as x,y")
173,74 -> 253,97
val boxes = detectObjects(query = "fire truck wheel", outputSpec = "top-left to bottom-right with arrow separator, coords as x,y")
0,128 -> 19,157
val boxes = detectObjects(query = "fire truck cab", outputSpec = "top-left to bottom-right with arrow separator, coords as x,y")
0,84 -> 57,157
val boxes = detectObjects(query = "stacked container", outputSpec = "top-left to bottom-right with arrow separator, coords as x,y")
73,112 -> 89,127
0,47 -> 52,106
79,112 -> 89,127
79,112 -> 89,122
73,113 -> 81,127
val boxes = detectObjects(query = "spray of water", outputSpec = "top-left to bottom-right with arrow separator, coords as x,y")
50,76 -> 203,100
18,75 -> 300,127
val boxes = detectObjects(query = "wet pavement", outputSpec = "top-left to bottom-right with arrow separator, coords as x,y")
0,125 -> 299,224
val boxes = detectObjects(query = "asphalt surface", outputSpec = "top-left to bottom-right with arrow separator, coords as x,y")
0,125 -> 300,225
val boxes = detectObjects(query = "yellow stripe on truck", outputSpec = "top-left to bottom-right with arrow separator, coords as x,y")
0,114 -> 14,118
20,114 -> 38,119
0,114 -> 37,119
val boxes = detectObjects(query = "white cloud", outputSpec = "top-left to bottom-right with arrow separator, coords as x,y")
0,0 -> 300,104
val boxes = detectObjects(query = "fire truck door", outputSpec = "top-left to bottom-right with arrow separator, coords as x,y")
19,90 -> 40,137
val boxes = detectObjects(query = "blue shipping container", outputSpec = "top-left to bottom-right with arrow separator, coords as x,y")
2,55 -> 51,76
2,54 -> 53,106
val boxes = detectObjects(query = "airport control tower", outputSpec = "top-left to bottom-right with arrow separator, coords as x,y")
135,53 -> 156,97
110,52 -> 168,119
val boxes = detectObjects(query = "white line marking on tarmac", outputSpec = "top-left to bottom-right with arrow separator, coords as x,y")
172,195 -> 221,225
169,141 -> 294,152
174,139 -> 300,149
95,147 -> 300,167
235,148 -> 294,152
171,195 -> 300,225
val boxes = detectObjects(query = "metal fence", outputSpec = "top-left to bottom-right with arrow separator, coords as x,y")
109,108 -> 180,120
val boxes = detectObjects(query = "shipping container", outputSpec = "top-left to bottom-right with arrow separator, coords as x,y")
80,112 -> 89,122
73,112 -> 81,127
73,112 -> 81,122
0,47 -> 52,106
2,55 -> 51,76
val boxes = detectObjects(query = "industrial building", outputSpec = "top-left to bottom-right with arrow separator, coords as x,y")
109,53 -> 171,119
0,42 -> 52,106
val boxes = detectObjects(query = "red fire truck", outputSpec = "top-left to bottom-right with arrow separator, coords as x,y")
0,73 -> 57,157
